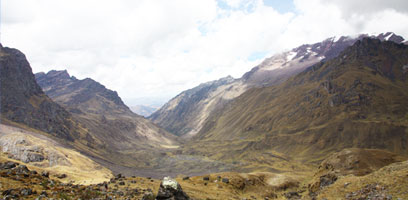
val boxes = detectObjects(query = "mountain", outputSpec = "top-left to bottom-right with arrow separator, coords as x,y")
187,38 -> 408,168
35,70 -> 244,177
130,105 -> 159,117
150,32 -> 405,137
150,75 -> 243,137
0,44 -> 85,142
0,44 -> 113,183
35,70 -> 178,153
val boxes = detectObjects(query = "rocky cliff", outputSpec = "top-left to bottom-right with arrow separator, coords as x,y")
0,44 -> 81,142
35,70 -> 131,115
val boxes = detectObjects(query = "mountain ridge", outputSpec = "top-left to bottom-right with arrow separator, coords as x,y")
188,38 -> 408,167
151,32 -> 406,137
0,44 -> 85,142
35,69 -> 178,150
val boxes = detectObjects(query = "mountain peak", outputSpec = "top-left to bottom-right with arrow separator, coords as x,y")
45,70 -> 75,80
376,32 -> 404,43
36,70 -> 131,115
0,45 -> 79,141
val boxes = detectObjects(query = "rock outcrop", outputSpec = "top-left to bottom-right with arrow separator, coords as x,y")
156,177 -> 190,200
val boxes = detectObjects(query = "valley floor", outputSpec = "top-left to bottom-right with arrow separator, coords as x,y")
1,150 -> 408,199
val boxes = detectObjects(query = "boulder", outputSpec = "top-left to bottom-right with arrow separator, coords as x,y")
156,177 -> 190,200
1,161 -> 18,169
284,191 -> 301,199
222,178 -> 229,184
41,171 -> 49,178
15,165 -> 29,174
20,188 -> 33,196
57,174 -> 67,179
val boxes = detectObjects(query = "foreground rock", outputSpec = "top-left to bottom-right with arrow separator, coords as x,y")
156,177 -> 190,200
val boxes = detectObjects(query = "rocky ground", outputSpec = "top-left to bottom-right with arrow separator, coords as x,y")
0,159 -> 307,200
0,161 -> 154,199
1,154 -> 408,199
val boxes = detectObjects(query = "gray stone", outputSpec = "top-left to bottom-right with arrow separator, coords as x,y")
156,177 -> 190,200
222,178 -> 229,183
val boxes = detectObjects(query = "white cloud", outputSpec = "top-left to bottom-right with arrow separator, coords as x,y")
2,0 -> 408,106
322,0 -> 408,17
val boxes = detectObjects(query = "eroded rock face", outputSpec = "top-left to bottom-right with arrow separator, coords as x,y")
156,177 -> 190,200
0,44 -> 79,141
0,133 -> 70,167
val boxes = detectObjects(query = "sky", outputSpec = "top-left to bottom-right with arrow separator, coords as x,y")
1,0 -> 408,106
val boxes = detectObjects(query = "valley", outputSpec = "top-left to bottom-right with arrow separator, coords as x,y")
1,33 -> 408,199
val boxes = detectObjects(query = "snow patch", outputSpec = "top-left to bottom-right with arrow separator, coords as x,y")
310,51 -> 318,56
333,36 -> 341,43
384,33 -> 394,41
286,51 -> 297,61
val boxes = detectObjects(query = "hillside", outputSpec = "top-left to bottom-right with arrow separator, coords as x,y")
150,75 -> 242,137
35,70 -> 177,151
35,70 -> 182,174
187,38 -> 408,169
151,32 -> 405,137
0,44 -> 113,185
0,124 -> 112,185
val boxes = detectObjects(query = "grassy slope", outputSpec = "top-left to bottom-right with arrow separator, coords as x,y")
0,124 -> 113,185
316,160 -> 408,199
186,39 -> 408,171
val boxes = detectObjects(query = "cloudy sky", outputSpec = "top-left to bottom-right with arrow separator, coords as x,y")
2,0 -> 408,106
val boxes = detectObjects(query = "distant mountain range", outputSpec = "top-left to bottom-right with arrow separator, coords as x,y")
130,105 -> 159,117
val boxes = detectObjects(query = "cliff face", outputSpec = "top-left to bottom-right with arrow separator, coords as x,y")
35,70 -> 131,115
0,44 -> 79,141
